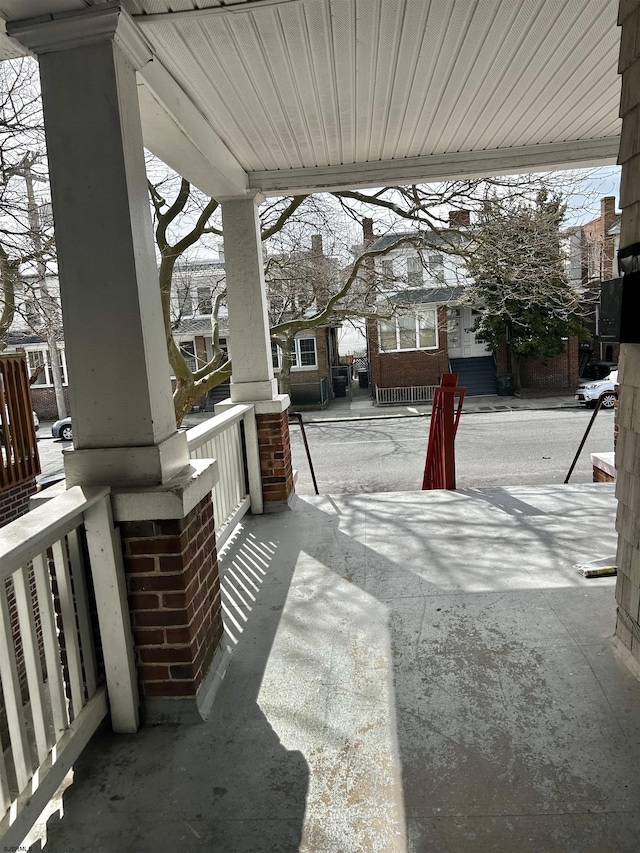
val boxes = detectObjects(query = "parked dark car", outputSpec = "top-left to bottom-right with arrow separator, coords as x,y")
51,417 -> 72,441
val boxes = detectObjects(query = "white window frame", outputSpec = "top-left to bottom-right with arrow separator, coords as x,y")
24,345 -> 68,386
196,286 -> 212,316
378,308 -> 439,353
272,336 -> 318,371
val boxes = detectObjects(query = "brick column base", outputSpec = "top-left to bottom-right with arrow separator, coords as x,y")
257,411 -> 295,503
119,495 -> 223,713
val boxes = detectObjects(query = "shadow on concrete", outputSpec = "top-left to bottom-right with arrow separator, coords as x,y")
42,484 -> 640,853
42,529 -> 309,853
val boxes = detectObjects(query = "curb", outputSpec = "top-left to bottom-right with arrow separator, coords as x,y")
299,402 -> 582,424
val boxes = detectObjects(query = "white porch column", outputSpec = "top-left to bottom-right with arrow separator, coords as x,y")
10,5 -> 188,487
221,195 -> 279,403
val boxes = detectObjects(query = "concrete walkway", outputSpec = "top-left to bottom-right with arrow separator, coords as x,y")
42,483 -> 640,853
299,384 -> 581,423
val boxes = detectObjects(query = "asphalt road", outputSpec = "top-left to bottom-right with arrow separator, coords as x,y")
35,407 -> 616,495
291,408 -> 616,495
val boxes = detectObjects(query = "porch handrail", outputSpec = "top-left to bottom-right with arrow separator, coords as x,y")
186,403 -> 262,549
0,485 -> 138,849
0,486 -> 107,581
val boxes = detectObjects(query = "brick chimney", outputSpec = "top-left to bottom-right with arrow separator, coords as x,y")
311,234 -> 323,256
362,217 -> 375,246
601,196 -> 617,231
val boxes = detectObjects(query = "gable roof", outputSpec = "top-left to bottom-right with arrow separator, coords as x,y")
392,285 -> 466,306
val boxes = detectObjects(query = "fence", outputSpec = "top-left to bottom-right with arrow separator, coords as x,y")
288,378 -> 329,407
0,486 -> 138,849
376,385 -> 436,405
186,403 -> 262,550
0,355 -> 40,490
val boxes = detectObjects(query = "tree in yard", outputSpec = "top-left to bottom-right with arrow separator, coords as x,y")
147,163 -> 608,422
462,188 -> 588,391
0,58 -> 67,418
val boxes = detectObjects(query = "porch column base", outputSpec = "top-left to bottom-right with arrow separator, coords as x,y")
64,431 -> 190,488
111,460 -> 225,720
229,378 -> 278,403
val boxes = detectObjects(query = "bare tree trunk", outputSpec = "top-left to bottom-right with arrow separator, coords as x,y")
511,349 -> 522,392
47,334 -> 67,418
277,336 -> 295,395
23,162 -> 67,419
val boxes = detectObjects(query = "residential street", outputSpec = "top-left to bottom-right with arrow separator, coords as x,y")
35,406 -> 615,495
291,408 -> 615,495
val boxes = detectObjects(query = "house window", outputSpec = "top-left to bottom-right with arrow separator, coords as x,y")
271,340 -> 281,369
176,282 -> 193,317
407,256 -> 423,287
26,347 -> 68,386
179,340 -> 197,372
378,309 -> 438,352
27,350 -> 47,385
381,260 -> 394,282
428,254 -> 445,284
197,287 -> 211,315
295,337 -> 317,367
271,337 -> 318,369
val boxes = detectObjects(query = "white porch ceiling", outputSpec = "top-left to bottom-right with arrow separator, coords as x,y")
0,0 -> 623,196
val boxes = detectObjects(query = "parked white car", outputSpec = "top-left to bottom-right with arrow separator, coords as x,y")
575,369 -> 618,409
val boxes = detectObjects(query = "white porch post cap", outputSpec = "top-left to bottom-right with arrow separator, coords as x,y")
8,2 -> 153,69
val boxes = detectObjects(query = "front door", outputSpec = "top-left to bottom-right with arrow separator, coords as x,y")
447,306 -> 491,359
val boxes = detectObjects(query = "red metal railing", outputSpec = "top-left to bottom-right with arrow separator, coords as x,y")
0,354 -> 40,491
422,373 -> 465,490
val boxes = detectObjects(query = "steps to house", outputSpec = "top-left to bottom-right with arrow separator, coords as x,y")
450,356 -> 497,396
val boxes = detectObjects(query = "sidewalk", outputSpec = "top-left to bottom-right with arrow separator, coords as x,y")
37,387 -> 582,437
293,383 -> 581,424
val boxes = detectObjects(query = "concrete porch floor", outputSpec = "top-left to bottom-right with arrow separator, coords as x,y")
42,484 -> 640,853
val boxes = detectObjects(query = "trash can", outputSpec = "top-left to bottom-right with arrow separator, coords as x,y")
333,377 -> 347,397
496,374 -> 513,396
358,369 -> 369,389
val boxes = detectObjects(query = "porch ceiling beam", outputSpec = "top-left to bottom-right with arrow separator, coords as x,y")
0,19 -> 29,60
248,138 -> 620,197
132,0 -> 301,27
136,59 -> 249,198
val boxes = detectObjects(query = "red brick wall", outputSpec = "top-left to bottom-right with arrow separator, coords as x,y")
495,345 -> 509,374
0,480 -> 37,527
120,495 -> 222,700
520,337 -> 579,390
593,465 -> 615,483
368,307 -> 450,392
256,411 -> 294,502
30,386 -> 71,420
582,197 -> 618,281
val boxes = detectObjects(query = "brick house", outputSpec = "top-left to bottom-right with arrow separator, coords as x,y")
577,195 -> 621,366
271,323 -> 339,408
367,218 -> 583,401
2,273 -> 69,420
171,249 -> 338,410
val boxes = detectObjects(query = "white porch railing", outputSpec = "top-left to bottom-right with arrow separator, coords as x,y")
0,486 -> 138,849
186,404 -> 262,551
376,385 -> 436,405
